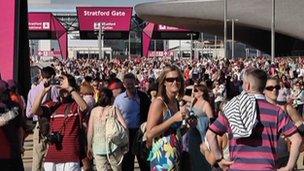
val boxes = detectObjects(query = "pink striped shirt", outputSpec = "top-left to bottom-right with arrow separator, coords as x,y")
209,99 -> 297,171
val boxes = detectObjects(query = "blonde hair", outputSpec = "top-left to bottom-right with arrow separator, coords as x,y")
80,82 -> 94,95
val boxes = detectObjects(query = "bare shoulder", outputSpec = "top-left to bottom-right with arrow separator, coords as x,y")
91,106 -> 104,116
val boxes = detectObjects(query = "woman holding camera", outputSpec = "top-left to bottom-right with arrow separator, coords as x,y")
32,73 -> 88,171
146,65 -> 189,171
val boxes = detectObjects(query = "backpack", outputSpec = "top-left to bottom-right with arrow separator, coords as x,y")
105,106 -> 129,165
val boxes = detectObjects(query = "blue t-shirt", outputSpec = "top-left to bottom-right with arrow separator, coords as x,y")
114,91 -> 140,128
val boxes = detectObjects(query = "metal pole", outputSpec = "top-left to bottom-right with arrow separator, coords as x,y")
154,40 -> 156,58
215,35 -> 217,58
232,19 -> 235,59
98,26 -> 102,60
128,32 -> 131,60
190,34 -> 193,61
101,27 -> 104,60
179,40 -> 182,60
224,0 -> 227,59
271,0 -> 275,62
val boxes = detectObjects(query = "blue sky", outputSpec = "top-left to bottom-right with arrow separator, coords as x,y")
28,0 -> 156,12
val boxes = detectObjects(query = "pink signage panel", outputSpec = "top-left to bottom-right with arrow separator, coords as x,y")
0,0 -> 17,80
77,7 -> 132,31
28,13 -> 52,31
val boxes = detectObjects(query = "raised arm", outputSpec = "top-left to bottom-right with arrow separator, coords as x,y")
145,99 -> 185,147
32,80 -> 51,116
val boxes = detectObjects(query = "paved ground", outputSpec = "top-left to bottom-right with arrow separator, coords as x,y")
22,134 -> 140,171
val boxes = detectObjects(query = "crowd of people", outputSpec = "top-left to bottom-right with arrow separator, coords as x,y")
0,55 -> 304,171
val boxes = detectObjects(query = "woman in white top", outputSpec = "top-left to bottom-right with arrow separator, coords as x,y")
87,88 -> 127,171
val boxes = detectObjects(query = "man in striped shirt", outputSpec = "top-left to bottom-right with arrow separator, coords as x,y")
206,68 -> 302,171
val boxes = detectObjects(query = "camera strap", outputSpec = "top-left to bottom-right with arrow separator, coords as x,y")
57,103 -> 72,134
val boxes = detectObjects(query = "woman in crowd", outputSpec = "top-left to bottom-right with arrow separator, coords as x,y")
146,65 -> 189,171
290,81 -> 304,116
87,88 -> 127,171
183,83 -> 215,170
200,101 -> 229,171
264,77 -> 304,168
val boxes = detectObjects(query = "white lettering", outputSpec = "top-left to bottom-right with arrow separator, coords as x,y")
83,10 -> 126,17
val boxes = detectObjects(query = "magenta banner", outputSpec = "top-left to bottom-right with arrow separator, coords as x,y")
156,24 -> 188,32
28,13 -> 52,31
0,0 -> 17,80
28,12 -> 68,59
77,7 -> 132,31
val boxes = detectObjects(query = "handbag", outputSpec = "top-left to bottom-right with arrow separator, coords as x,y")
132,122 -> 150,161
105,106 -> 129,165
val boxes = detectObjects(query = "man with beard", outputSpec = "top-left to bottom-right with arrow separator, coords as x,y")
32,73 -> 87,171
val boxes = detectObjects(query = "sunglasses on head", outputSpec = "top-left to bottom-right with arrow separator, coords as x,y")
265,85 -> 281,91
165,77 -> 180,83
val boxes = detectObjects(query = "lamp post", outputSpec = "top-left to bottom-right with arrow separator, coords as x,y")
98,25 -> 104,60
187,33 -> 196,62
154,39 -> 157,58
224,0 -> 227,59
128,31 -> 131,60
228,19 -> 239,59
214,35 -> 217,58
271,0 -> 275,62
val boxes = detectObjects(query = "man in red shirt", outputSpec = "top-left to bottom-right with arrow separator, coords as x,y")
32,73 -> 87,171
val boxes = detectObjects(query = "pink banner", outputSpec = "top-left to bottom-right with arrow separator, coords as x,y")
77,7 -> 132,31
142,23 -> 155,57
28,12 -> 68,59
28,13 -> 52,31
0,0 -> 17,80
156,24 -> 188,32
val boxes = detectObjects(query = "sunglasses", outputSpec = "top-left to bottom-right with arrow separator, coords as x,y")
165,77 -> 181,83
193,89 -> 198,92
265,85 -> 281,91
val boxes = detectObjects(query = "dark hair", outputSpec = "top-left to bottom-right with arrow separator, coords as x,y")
97,88 -> 113,107
194,84 -> 210,102
62,73 -> 78,90
84,76 -> 93,83
123,73 -> 136,81
41,66 -> 56,79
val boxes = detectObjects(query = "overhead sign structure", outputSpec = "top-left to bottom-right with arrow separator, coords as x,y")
142,22 -> 199,57
28,12 -> 68,59
77,7 -> 132,39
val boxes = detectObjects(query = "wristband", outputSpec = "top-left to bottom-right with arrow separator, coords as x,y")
215,156 -> 223,163
68,88 -> 75,94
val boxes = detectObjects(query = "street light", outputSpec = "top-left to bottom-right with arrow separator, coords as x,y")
227,19 -> 239,59
271,0 -> 275,62
224,0 -> 227,59
97,25 -> 105,60
187,33 -> 196,61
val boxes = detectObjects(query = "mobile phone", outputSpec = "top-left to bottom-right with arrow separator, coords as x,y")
185,88 -> 192,96
44,81 -> 50,88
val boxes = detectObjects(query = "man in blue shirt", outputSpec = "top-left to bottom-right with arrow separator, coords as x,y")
114,73 -> 151,171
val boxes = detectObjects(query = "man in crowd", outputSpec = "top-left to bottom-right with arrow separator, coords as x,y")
206,68 -> 302,171
0,80 -> 24,171
26,66 -> 59,171
114,73 -> 151,171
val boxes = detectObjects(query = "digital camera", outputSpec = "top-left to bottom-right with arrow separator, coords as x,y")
47,131 -> 63,145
